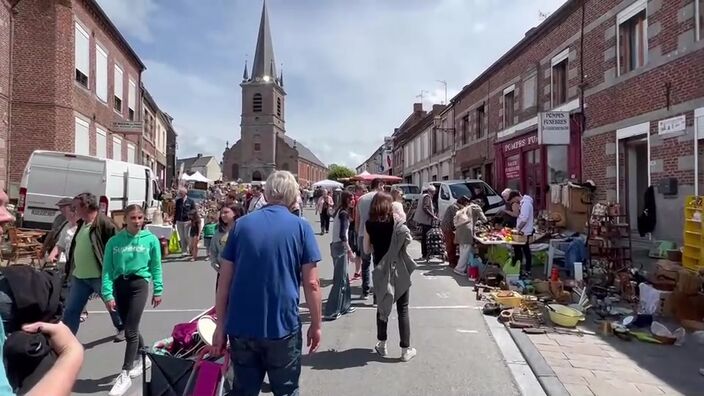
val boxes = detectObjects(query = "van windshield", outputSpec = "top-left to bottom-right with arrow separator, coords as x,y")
449,182 -> 497,200
397,185 -> 420,195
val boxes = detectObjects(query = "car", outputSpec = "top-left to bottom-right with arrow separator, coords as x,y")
423,179 -> 504,220
392,183 -> 421,203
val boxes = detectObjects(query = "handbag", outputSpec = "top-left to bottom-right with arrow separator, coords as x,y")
168,231 -> 182,254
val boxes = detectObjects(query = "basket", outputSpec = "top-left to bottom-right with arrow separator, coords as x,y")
511,232 -> 527,244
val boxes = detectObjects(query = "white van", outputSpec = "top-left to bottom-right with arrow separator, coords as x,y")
425,179 -> 504,220
18,151 -> 161,230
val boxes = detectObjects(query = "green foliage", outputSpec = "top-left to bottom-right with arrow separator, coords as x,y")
327,164 -> 356,181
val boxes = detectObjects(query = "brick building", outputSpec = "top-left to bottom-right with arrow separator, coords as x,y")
0,0 -> 13,191
8,0 -> 145,196
164,112 -> 178,188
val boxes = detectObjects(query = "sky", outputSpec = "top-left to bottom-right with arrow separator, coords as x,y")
96,0 -> 568,169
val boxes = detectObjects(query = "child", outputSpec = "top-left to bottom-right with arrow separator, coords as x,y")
202,213 -> 217,260
188,209 -> 201,262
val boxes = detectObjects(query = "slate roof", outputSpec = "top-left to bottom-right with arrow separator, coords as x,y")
177,155 -> 215,170
279,134 -> 326,168
252,1 -> 276,80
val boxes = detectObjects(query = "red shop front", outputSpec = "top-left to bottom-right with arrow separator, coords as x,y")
494,115 -> 582,210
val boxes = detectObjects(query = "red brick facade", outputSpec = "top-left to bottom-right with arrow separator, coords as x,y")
0,0 -> 12,191
8,0 -> 145,195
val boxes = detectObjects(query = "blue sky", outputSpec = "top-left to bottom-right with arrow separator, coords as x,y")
96,0 -> 567,168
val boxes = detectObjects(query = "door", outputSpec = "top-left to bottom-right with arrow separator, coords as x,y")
625,139 -> 648,229
523,148 -> 544,209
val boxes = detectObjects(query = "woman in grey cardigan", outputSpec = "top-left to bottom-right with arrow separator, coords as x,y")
323,191 -> 356,321
209,203 -> 244,289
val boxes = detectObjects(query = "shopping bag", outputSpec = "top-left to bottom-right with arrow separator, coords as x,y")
183,353 -> 230,396
168,231 -> 182,254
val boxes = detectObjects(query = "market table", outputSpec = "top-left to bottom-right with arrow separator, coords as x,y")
146,224 -> 174,257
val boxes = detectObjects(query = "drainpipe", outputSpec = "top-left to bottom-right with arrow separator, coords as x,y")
7,1 -> 19,194
578,0 -> 586,180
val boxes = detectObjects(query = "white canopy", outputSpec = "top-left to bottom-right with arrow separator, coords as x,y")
180,171 -> 211,183
313,179 -> 343,189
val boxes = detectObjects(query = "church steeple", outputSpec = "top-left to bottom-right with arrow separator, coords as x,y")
242,60 -> 249,81
251,0 -> 277,83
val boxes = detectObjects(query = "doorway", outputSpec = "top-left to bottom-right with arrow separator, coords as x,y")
624,139 -> 649,228
523,148 -> 544,209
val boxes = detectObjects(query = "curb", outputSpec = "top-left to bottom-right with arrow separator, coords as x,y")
506,328 -> 571,396
482,313 -> 547,396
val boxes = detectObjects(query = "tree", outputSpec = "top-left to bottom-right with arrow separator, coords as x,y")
327,164 -> 355,181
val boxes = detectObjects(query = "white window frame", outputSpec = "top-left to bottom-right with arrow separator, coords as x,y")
74,22 -> 90,84
114,64 -> 124,112
95,43 -> 108,102
503,86 -> 516,128
74,116 -> 90,155
616,0 -> 648,76
112,136 -> 122,161
128,79 -> 136,113
95,127 -> 107,158
615,121 -> 650,204
550,48 -> 569,108
127,143 -> 136,164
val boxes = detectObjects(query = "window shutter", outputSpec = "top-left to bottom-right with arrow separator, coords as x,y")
96,45 -> 108,101
74,23 -> 90,77
96,128 -> 107,158
128,80 -> 136,111
113,136 -> 122,160
74,117 -> 90,155
114,65 -> 123,100
127,143 -> 136,163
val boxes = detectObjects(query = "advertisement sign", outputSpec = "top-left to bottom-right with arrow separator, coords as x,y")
112,121 -> 143,134
503,134 -> 538,153
538,111 -> 570,145
504,155 -> 520,180
658,115 -> 686,135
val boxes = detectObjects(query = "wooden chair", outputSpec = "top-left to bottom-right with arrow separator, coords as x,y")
5,228 -> 43,265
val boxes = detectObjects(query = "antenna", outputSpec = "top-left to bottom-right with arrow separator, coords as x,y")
416,90 -> 429,102
538,10 -> 549,20
436,80 -> 448,105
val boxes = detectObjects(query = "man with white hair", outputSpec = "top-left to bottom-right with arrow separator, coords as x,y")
211,171 -> 322,395
413,185 -> 438,261
174,187 -> 195,254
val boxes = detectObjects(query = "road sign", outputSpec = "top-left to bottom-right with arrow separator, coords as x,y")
538,111 -> 570,145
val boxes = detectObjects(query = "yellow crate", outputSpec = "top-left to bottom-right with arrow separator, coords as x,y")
683,196 -> 704,272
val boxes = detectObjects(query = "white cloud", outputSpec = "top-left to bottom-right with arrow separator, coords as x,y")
96,0 -> 158,42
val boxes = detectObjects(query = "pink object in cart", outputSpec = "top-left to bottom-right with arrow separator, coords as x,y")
192,360 -> 222,396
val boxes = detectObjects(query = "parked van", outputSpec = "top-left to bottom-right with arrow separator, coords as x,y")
425,179 -> 503,220
18,151 -> 161,230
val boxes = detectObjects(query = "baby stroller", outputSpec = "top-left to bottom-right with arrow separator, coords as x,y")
141,307 -> 231,396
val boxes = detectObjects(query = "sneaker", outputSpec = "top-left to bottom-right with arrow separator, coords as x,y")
113,329 -> 125,343
108,371 -> 132,396
453,269 -> 466,277
343,307 -> 356,315
374,341 -> 387,357
401,347 -> 417,362
323,313 -> 341,321
128,358 -> 151,378
79,312 -> 88,322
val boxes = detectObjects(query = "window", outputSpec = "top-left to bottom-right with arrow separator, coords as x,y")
128,80 -> 136,121
617,2 -> 647,75
96,44 -> 108,101
276,97 -> 282,117
547,145 -> 569,183
253,93 -> 263,112
254,142 -> 261,151
461,114 -> 469,145
697,0 -> 703,41
112,136 -> 122,160
74,23 -> 89,87
503,89 -> 515,128
551,60 -> 568,107
74,117 -> 89,155
127,143 -> 136,164
96,127 -> 107,158
476,105 -> 485,139
114,65 -> 124,113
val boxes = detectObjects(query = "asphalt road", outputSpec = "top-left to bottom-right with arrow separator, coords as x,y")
74,209 -> 520,396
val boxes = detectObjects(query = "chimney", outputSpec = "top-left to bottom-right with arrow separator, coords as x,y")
413,103 -> 423,112
432,104 -> 445,113
197,153 -> 202,158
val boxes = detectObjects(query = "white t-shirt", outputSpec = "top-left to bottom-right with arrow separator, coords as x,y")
56,224 -> 77,263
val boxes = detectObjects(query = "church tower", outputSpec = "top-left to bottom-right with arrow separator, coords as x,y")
239,0 -> 285,182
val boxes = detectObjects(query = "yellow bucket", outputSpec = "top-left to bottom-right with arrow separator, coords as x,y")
547,304 -> 585,327
491,291 -> 523,308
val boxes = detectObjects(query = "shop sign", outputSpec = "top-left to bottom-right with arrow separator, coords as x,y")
503,134 -> 538,153
112,121 -> 143,134
505,156 -> 520,179
538,111 -> 570,144
658,115 -> 686,135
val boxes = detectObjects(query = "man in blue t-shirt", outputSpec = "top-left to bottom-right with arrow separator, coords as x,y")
211,171 -> 322,395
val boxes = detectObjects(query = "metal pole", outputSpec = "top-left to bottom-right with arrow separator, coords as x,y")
437,80 -> 448,105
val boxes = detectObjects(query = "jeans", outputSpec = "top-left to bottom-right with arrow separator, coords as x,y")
176,221 -> 191,253
324,242 -> 352,317
63,276 -> 123,335
228,329 -> 302,396
443,229 -> 457,267
357,235 -> 372,295
319,213 -> 330,233
114,276 -> 149,371
377,290 -> 410,348
420,224 -> 432,258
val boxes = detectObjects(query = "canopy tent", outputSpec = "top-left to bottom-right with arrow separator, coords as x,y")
350,173 -> 402,183
180,171 -> 211,183
312,179 -> 343,189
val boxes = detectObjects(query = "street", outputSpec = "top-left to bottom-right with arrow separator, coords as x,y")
74,208 -> 524,396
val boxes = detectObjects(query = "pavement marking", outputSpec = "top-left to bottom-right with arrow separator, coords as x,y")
436,292 -> 450,299
90,304 -> 478,315
87,308 -> 207,314
456,329 -> 479,334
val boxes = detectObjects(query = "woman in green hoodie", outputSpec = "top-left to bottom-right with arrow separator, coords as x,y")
102,205 -> 163,396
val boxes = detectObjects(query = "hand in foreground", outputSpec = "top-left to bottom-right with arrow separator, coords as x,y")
105,300 -> 117,312
22,322 -> 83,356
207,325 -> 227,358
152,296 -> 162,308
307,325 -> 321,354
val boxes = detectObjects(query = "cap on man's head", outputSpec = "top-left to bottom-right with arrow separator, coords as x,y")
56,198 -> 73,208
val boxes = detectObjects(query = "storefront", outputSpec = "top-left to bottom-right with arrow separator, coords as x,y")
494,114 -> 582,210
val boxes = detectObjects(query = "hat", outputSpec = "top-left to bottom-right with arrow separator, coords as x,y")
55,198 -> 73,208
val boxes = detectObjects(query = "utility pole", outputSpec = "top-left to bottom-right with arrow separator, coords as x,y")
437,80 -> 448,105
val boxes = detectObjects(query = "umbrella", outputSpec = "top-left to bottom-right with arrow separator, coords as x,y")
350,173 -> 402,183
312,179 -> 343,189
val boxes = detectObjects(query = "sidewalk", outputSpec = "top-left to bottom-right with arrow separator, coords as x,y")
513,323 -> 704,396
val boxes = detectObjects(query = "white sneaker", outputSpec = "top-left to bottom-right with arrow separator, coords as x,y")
401,347 -> 417,362
374,341 -> 387,357
128,358 -> 151,378
108,371 -> 132,396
